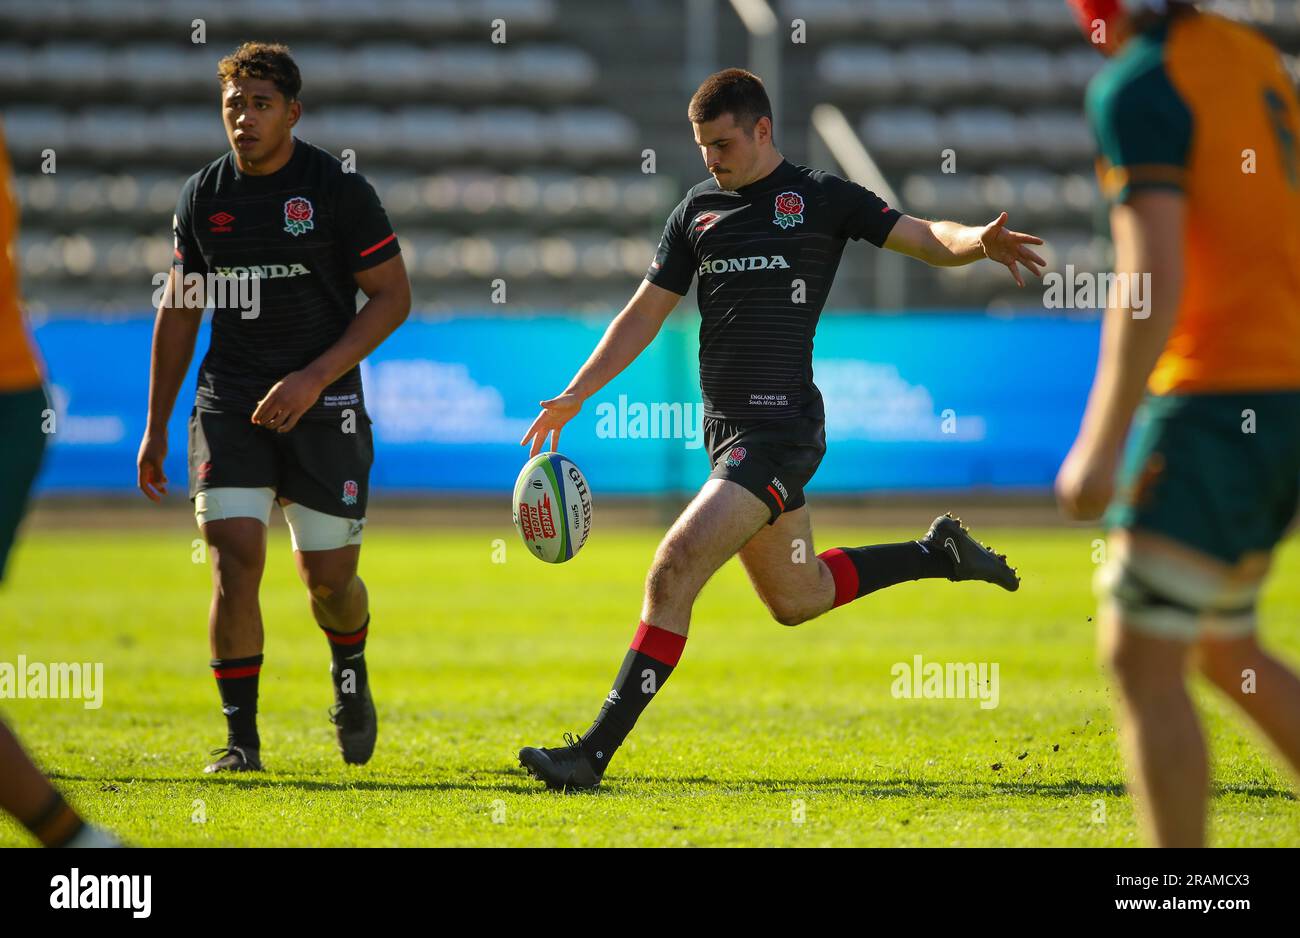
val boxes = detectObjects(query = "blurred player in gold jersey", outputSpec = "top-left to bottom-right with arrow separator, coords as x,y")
1058,0 -> 1300,846
0,120 -> 119,847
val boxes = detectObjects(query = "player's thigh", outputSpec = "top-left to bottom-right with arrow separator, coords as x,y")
201,516 -> 269,579
651,478 -> 770,592
737,504 -> 826,605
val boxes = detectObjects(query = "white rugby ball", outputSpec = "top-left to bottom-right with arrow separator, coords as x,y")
512,452 -> 593,563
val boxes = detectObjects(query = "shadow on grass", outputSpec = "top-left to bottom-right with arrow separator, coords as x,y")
48,769 -> 1297,802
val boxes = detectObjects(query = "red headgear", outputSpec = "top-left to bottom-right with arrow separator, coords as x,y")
1067,0 -> 1169,35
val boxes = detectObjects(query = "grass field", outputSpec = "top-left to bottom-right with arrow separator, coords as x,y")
2,520 -> 1298,847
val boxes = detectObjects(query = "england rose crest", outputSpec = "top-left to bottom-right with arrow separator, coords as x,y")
725,446 -> 747,469
342,480 -> 358,505
284,196 -> 314,236
773,191 -> 804,229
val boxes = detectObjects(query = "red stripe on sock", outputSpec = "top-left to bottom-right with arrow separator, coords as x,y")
322,625 -> 368,646
213,665 -> 260,679
765,484 -> 785,512
630,620 -> 686,666
818,548 -> 860,608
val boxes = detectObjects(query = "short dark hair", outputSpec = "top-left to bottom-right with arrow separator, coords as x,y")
688,68 -> 772,134
217,41 -> 301,101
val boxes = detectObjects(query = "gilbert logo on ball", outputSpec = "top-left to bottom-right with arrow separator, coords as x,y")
513,452 -> 593,563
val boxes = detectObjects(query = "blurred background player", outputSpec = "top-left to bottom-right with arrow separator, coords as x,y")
1057,0 -> 1300,846
136,43 -> 410,773
517,69 -> 1044,791
0,118 -> 118,847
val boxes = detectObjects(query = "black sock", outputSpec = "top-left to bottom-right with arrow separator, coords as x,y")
818,542 -> 954,608
581,621 -> 685,770
211,654 -> 262,750
321,616 -> 369,691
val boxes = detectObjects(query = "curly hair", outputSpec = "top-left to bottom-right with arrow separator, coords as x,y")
217,41 -> 301,101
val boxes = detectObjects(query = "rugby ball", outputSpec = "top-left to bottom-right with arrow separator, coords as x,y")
512,452 -> 593,563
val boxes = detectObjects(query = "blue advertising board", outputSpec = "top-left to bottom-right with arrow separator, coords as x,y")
30,312 -> 1098,497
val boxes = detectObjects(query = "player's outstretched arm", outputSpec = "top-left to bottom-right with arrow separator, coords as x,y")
1056,191 -> 1185,521
137,267 -> 204,502
520,279 -> 681,457
885,212 -> 1046,286
251,253 -> 411,433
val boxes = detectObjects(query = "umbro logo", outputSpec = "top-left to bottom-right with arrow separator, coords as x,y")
693,211 -> 721,233
606,689 -> 621,705
222,704 -> 239,715
208,211 -> 235,232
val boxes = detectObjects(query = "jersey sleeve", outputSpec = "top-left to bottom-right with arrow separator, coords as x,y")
335,172 -> 401,273
644,195 -> 695,295
1086,59 -> 1192,204
816,171 -> 902,246
171,174 -> 207,280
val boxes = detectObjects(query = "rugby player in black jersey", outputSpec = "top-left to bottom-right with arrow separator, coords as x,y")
136,43 -> 410,773
519,69 -> 1045,790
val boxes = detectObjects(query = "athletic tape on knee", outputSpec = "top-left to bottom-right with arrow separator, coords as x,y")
194,487 -> 275,527
1095,548 -> 1259,639
281,502 -> 365,552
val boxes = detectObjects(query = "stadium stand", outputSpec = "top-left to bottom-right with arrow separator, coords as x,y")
1,0 -> 1297,313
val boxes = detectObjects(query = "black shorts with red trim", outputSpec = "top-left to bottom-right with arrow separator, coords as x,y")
704,415 -> 826,524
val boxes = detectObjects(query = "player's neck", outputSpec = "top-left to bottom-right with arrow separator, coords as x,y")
737,150 -> 786,189
235,136 -> 296,177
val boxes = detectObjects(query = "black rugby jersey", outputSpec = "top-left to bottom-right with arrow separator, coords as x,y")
646,160 -> 900,420
172,138 -> 400,421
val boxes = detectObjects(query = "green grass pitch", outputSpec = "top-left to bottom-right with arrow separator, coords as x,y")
2,521 -> 1297,847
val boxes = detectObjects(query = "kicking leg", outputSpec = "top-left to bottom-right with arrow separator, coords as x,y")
520,479 -> 770,789
742,508 -> 1018,628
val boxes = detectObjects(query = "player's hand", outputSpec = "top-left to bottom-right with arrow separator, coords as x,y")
251,370 -> 324,433
520,391 -> 583,458
979,212 -> 1046,287
137,431 -> 168,502
1055,436 -> 1119,521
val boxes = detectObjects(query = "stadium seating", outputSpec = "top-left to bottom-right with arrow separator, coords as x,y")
1,0 -> 1296,313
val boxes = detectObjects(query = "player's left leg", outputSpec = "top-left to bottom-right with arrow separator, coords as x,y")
288,531 -> 375,766
277,415 -> 376,765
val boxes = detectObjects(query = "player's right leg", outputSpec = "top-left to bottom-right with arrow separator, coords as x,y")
739,507 -> 1018,628
189,408 -> 278,773
519,478 -> 770,790
200,511 -> 270,773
